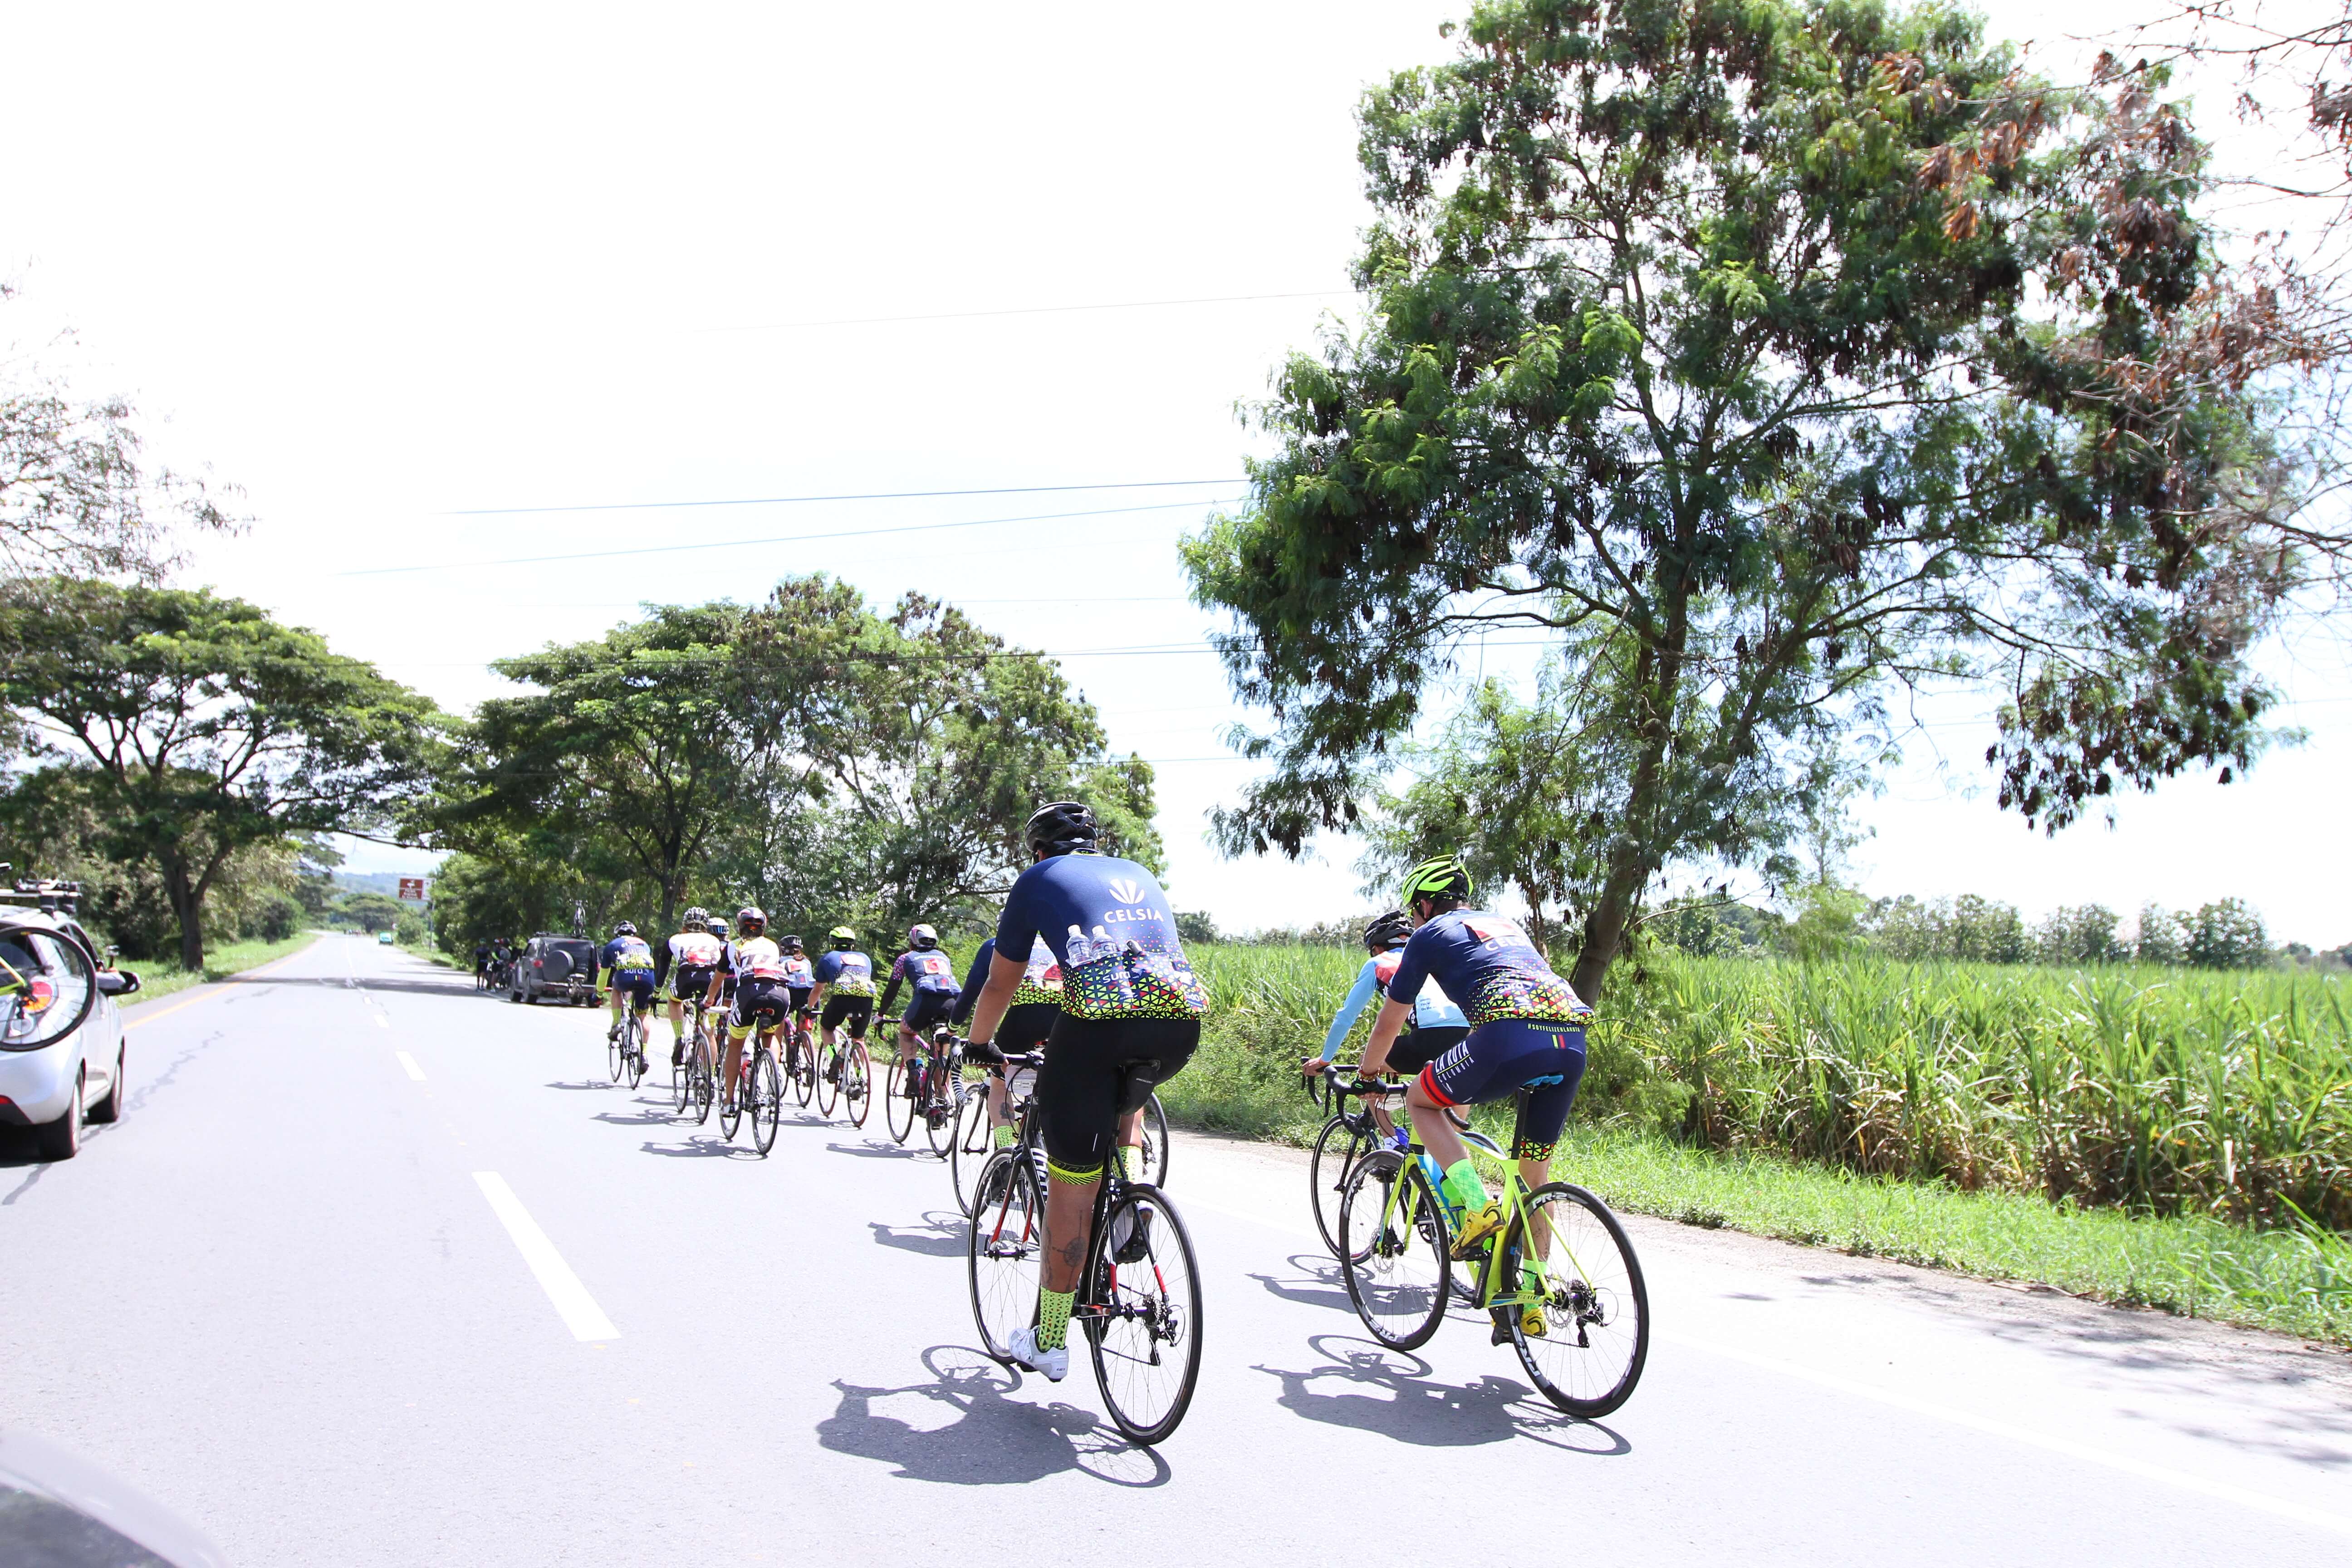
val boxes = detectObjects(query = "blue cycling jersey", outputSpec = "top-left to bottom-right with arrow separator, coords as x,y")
1388,910 -> 1588,1026
812,949 -> 875,996
995,853 -> 1205,1021
599,936 -> 655,973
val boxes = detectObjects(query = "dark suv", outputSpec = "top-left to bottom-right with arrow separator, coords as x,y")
510,934 -> 598,1005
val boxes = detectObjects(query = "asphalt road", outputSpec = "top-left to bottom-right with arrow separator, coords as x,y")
3,935 -> 2347,1565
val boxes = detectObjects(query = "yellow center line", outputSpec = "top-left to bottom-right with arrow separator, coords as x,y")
123,938 -> 322,1030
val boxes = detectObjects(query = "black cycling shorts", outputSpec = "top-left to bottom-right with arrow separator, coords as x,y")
996,1002 -> 1058,1054
821,994 -> 873,1038
902,989 -> 958,1031
1386,1024 -> 1468,1078
730,979 -> 794,1036
1034,1014 -> 1199,1181
788,985 -> 813,1016
670,964 -> 718,1002
1421,1018 -> 1588,1161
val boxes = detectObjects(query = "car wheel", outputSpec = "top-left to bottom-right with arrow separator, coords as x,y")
34,1071 -> 83,1161
87,1045 -> 126,1124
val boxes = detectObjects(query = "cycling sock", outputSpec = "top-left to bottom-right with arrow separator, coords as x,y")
1112,1144 -> 1134,1181
1037,1287 -> 1074,1352
994,1123 -> 1015,1149
1442,1158 -> 1490,1213
669,1016 -> 684,1040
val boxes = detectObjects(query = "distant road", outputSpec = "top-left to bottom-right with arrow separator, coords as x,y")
2,935 -> 2344,1564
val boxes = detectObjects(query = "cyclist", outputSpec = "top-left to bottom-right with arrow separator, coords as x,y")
877,924 -> 960,1099
706,905 -> 791,1109
598,921 -> 658,1056
810,926 -> 875,1079
655,906 -> 725,1068
779,934 -> 817,1068
951,933 -> 1061,1150
1357,855 -> 1592,1338
1299,909 -> 1470,1137
960,800 -> 1206,1382
471,937 -> 491,982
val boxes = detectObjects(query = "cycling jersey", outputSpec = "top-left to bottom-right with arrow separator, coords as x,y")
1319,944 -> 1469,1060
813,948 -> 875,997
951,936 -> 1065,1021
599,935 -> 656,974
994,853 -> 1205,1021
878,947 -> 959,1016
726,936 -> 790,981
1387,910 -> 1590,1026
781,953 -> 814,990
655,930 -> 724,992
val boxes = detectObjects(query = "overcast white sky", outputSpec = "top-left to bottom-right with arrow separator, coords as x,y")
5,0 -> 2346,944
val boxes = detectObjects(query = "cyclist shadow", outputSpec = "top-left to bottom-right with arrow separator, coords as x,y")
1248,1252 -> 1357,1314
869,1212 -> 966,1259
1254,1334 -> 1631,1455
818,1347 -> 1170,1488
824,1141 -> 925,1161
635,1138 -> 760,1159
591,1108 -> 675,1127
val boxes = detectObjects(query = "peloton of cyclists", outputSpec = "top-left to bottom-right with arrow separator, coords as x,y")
877,924 -> 961,1101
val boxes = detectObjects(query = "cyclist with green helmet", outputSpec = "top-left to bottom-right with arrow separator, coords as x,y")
1359,855 -> 1593,1336
1300,908 -> 1469,1137
810,926 -> 876,1074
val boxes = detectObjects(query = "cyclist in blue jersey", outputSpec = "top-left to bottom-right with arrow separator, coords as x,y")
1358,855 -> 1592,1333
598,922 -> 658,1050
951,933 -> 1062,1150
778,935 -> 816,1038
960,800 -> 1205,1382
810,927 -> 876,1078
1300,909 -> 1470,1136
877,924 -> 960,1096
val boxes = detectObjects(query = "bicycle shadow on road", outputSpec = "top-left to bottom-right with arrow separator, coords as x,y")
818,1346 -> 1170,1488
824,1140 -> 926,1161
635,1137 -> 762,1160
1254,1334 -> 1631,1456
869,1211 -> 967,1259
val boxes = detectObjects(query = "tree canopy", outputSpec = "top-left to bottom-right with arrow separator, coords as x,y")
1185,0 -> 2312,997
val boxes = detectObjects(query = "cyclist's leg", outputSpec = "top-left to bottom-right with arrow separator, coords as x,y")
1385,1024 -> 1463,1141
1411,1019 -> 1585,1231
1034,1017 -> 1197,1289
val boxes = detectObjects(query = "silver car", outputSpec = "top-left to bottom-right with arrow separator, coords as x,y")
0,907 -> 137,1161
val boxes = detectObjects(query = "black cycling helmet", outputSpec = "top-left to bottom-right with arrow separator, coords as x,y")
1024,800 -> 1098,858
735,905 -> 767,932
780,934 -> 804,954
1363,909 -> 1412,951
613,921 -> 637,937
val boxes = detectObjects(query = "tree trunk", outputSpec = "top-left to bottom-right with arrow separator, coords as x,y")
165,865 -> 207,972
1571,584 -> 1689,1004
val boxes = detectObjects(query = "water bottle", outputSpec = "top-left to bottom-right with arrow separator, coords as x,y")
1389,1126 -> 1411,1154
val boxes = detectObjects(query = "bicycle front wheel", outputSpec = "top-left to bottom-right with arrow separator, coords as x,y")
1085,1183 -> 1203,1446
925,1065 -> 962,1157
750,1048 -> 783,1156
949,1089 -> 998,1216
844,1042 -> 872,1129
1338,1151 -> 1451,1351
966,1151 -> 1044,1363
1506,1183 -> 1650,1418
606,1019 -> 624,1083
1308,1116 -> 1375,1257
884,1057 -> 915,1144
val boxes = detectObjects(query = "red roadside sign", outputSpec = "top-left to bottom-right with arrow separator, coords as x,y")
397,877 -> 426,901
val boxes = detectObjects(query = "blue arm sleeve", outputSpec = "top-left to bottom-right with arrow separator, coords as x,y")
1320,961 -> 1384,1061
952,943 -> 994,1025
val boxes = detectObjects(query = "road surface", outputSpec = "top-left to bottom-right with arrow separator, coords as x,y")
3,935 -> 2346,1564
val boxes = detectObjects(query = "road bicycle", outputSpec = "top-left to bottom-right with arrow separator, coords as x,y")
685,1020 -> 717,1126
1335,1078 -> 1649,1418
672,999 -> 708,1116
886,1026 -> 971,1154
719,1028 -> 784,1156
948,1047 -> 1170,1216
965,1055 -> 1203,1446
609,992 -> 651,1089
815,1026 -> 872,1129
782,1012 -> 817,1108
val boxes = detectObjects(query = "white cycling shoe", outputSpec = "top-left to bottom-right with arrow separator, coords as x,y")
1007,1325 -> 1068,1382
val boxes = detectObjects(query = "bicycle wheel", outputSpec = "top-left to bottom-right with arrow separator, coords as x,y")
1505,1182 -> 1651,1418
816,1044 -> 840,1117
884,1056 -> 915,1144
789,1031 -> 814,1107
844,1042 -> 872,1129
693,1036 -> 715,1125
1135,1092 -> 1171,1187
719,1044 -> 744,1140
1338,1150 -> 1451,1351
1308,1116 -> 1376,1257
966,1151 -> 1044,1363
1084,1183 -> 1203,1446
750,1047 -> 783,1156
671,1029 -> 693,1115
606,1017 -> 623,1082
949,1088 -> 999,1216
625,1015 -> 647,1089
924,1064 -> 962,1157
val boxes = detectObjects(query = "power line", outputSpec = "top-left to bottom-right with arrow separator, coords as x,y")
446,476 -> 1244,518
696,289 -> 1349,334
339,497 -> 1242,578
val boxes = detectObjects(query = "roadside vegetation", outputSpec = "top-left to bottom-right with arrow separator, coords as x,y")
1162,942 -> 2352,1343
116,931 -> 322,1007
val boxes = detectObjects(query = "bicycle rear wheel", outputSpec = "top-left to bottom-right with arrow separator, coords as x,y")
966,1151 -> 1044,1363
844,1042 -> 872,1129
884,1056 -> 915,1144
815,1044 -> 840,1117
949,1089 -> 999,1216
789,1030 -> 814,1107
625,1015 -> 647,1089
924,1064 -> 962,1157
671,1027 -> 693,1115
693,1036 -> 715,1125
1084,1182 -> 1203,1446
1135,1093 -> 1171,1187
1338,1150 -> 1451,1351
1505,1182 -> 1650,1417
750,1047 -> 783,1156
1308,1116 -> 1375,1257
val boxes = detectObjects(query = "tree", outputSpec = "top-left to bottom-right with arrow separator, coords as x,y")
2183,895 -> 2269,967
1185,0 -> 2308,999
0,290 -> 241,582
2133,901 -> 2188,962
0,578 -> 445,967
339,891 -> 403,934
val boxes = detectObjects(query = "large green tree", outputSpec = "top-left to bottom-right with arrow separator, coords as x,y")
0,578 -> 445,967
1186,0 -> 2309,999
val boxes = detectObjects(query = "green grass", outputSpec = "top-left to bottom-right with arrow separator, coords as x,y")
118,932 -> 323,1006
1167,941 -> 2352,1343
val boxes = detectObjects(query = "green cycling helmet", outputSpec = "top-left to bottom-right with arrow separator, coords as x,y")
1399,854 -> 1473,906
828,926 -> 859,949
